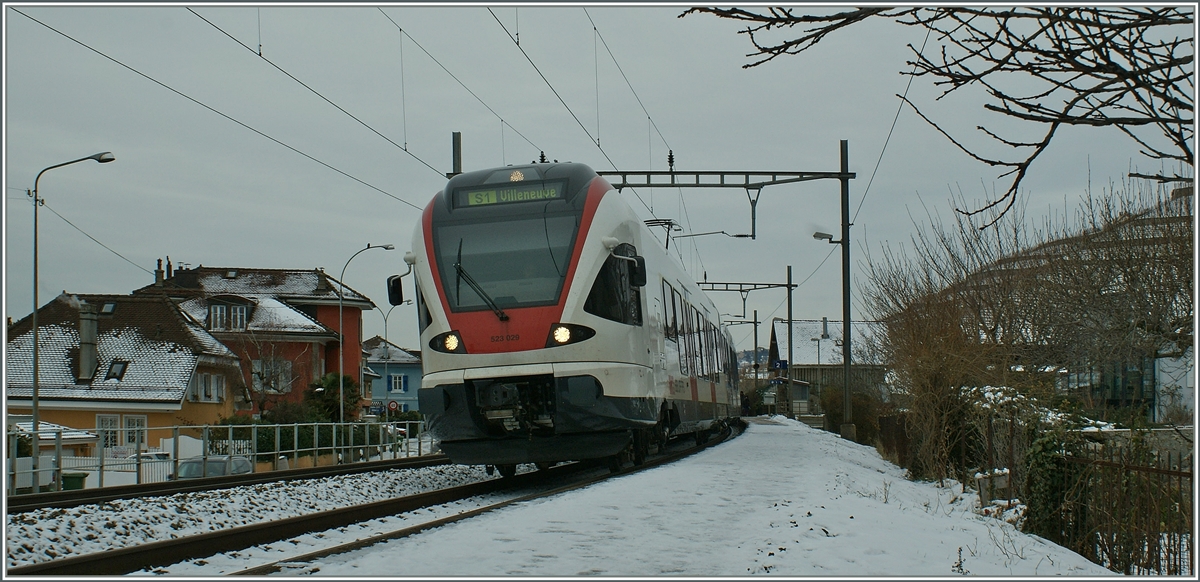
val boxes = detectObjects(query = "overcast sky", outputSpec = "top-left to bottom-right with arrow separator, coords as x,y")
4,4 -> 1159,353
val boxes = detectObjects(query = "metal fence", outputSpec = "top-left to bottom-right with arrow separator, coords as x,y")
6,420 -> 432,494
1057,446 -> 1193,575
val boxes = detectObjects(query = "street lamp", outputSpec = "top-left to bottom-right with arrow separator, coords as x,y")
336,243 -> 393,426
28,151 -> 115,476
813,145 -> 854,440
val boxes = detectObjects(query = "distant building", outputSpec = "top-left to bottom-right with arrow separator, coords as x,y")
5,292 -> 243,455
362,336 -> 422,417
133,261 -> 377,418
767,317 -> 887,416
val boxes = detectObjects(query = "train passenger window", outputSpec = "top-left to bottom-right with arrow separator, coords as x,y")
584,243 -> 642,326
671,288 -> 683,344
662,281 -> 679,342
415,283 -> 433,332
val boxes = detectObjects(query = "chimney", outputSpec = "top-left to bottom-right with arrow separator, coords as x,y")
166,256 -> 173,279
821,317 -> 830,340
155,258 -> 164,287
79,302 -> 100,382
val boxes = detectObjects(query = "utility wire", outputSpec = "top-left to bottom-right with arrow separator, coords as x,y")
582,8 -> 673,153
41,200 -> 154,275
379,8 -> 541,155
487,7 -> 658,217
188,8 -> 443,180
782,27 -> 932,327
852,26 -> 931,224
11,8 -> 421,211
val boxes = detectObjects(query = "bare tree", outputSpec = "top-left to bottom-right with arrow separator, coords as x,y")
233,311 -> 312,416
685,7 -> 1194,226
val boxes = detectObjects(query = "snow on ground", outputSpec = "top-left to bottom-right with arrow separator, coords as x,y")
7,417 -> 1117,577
6,464 -> 510,569
304,417 -> 1114,578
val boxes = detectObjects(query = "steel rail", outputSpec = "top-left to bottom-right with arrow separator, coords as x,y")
5,454 -> 448,514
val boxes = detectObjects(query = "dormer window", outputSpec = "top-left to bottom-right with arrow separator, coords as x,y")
230,305 -> 247,330
210,304 -> 227,330
100,303 -> 116,315
106,360 -> 129,381
209,298 -> 251,331
224,270 -> 238,279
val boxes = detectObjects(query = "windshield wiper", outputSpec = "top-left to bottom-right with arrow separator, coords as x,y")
454,239 -> 509,321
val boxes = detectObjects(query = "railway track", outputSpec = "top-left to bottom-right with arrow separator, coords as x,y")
8,422 -> 741,576
5,454 -> 450,514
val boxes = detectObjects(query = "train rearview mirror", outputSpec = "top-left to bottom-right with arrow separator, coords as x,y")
631,256 -> 647,288
387,274 -> 405,305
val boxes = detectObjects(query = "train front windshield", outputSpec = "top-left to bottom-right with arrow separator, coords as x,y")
434,213 -> 580,311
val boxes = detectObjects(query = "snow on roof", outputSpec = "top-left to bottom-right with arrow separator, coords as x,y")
770,319 -> 883,366
178,296 -> 332,335
6,323 -> 197,402
362,336 -> 421,364
5,293 -> 238,403
151,267 -> 373,305
7,420 -> 97,440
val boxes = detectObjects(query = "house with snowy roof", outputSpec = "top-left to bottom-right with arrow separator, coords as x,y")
362,336 -> 422,417
5,293 -> 243,456
767,317 -> 887,417
132,261 -> 378,418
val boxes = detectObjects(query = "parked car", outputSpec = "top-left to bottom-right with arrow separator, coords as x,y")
385,423 -> 407,438
168,455 -> 253,480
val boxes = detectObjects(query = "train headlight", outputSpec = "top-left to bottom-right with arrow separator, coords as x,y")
430,331 -> 467,354
552,326 -> 572,344
545,323 -> 595,347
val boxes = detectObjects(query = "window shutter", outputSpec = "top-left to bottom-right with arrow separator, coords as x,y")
402,375 -> 409,393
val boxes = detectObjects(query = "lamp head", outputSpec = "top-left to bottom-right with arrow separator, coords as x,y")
813,232 -> 833,241
381,244 -> 395,250
91,152 -> 115,163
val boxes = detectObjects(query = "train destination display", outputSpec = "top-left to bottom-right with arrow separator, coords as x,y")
454,180 -> 565,208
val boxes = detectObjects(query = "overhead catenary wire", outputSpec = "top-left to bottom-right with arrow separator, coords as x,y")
11,8 -> 422,211
188,8 -> 443,180
487,8 -> 660,219
378,8 -> 542,157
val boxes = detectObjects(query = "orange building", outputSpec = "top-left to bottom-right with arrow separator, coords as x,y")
5,292 -> 243,455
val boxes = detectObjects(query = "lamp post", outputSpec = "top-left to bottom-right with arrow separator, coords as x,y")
28,152 -> 115,475
813,139 -> 854,441
337,243 -> 393,425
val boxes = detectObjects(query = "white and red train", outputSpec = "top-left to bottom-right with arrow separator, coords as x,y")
393,162 -> 738,476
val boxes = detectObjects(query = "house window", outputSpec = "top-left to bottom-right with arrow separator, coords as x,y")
210,304 -> 228,330
196,373 -> 225,403
252,359 -> 293,394
230,305 -> 247,330
100,302 -> 116,315
401,403 -> 410,413
123,416 -> 147,449
106,360 -> 129,381
390,374 -> 408,393
97,415 -> 119,449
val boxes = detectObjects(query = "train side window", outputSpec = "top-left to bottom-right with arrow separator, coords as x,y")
584,243 -> 642,326
671,288 -> 682,344
416,283 -> 433,332
662,281 -> 679,342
